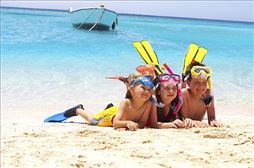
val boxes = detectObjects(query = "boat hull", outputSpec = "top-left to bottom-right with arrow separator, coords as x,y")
70,8 -> 118,31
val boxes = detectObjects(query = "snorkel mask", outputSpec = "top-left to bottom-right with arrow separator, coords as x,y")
136,64 -> 155,78
155,64 -> 183,115
157,73 -> 183,114
190,65 -> 213,105
190,65 -> 212,77
159,73 -> 181,84
190,65 -> 213,90
130,76 -> 155,90
106,71 -> 155,90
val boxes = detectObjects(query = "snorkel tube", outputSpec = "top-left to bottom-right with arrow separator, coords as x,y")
159,63 -> 183,116
202,77 -> 213,105
204,76 -> 213,105
105,76 -> 128,83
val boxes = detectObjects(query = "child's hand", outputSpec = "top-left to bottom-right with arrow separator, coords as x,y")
127,121 -> 139,131
172,119 -> 184,128
183,118 -> 196,128
209,120 -> 223,127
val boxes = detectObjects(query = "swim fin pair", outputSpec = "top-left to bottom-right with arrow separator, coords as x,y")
133,40 -> 164,76
182,43 -> 208,82
44,103 -> 114,123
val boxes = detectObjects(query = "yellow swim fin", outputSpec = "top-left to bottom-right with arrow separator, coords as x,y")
193,47 -> 208,63
182,43 -> 199,76
141,40 -> 159,64
133,41 -> 153,64
133,41 -> 163,75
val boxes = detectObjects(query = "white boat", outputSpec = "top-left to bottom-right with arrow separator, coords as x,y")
69,7 -> 118,31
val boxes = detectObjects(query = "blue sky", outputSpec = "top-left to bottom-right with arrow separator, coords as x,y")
1,1 -> 253,22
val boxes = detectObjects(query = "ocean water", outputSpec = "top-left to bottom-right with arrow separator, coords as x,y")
1,8 -> 253,118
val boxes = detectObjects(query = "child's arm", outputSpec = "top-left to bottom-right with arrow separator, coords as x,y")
149,106 -> 184,129
148,104 -> 159,128
112,100 -> 139,130
137,102 -> 152,128
181,89 -> 189,119
207,98 -> 223,127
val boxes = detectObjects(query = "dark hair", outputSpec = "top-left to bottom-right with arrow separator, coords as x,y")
186,62 -> 206,81
155,83 -> 183,121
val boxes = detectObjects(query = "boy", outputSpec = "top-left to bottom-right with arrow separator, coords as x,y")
181,63 -> 223,127
55,74 -> 154,131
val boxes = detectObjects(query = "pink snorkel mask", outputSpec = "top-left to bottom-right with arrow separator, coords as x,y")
159,73 -> 181,84
155,64 -> 183,116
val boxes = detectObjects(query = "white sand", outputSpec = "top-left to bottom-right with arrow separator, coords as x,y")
1,105 -> 254,168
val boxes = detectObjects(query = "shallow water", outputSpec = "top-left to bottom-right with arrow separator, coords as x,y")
1,8 -> 253,117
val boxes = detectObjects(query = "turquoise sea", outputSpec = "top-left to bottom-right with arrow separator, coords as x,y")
1,8 -> 253,118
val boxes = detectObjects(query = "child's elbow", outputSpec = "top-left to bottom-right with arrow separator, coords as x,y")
139,123 -> 145,129
137,121 -> 146,129
112,120 -> 120,129
151,124 -> 159,129
112,121 -> 117,129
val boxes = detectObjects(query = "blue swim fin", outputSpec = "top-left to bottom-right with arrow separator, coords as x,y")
44,104 -> 83,123
44,111 -> 69,122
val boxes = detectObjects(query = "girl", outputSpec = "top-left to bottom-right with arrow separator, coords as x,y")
149,73 -> 195,128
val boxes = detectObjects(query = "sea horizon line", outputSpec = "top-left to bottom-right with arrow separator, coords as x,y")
1,6 -> 253,24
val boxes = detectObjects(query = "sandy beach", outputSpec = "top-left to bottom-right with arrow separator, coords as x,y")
1,104 -> 253,168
